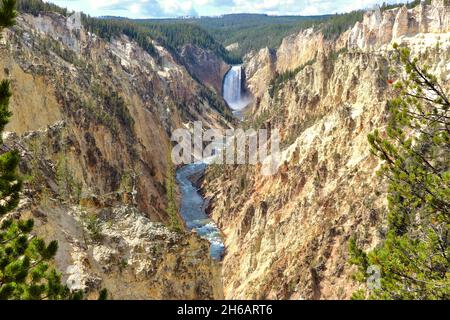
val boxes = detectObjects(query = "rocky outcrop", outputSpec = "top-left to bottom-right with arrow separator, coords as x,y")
205,52 -> 394,300
347,0 -> 450,50
14,199 -> 222,299
244,48 -> 276,99
226,43 -> 239,52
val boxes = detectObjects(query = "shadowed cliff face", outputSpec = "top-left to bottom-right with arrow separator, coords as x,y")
180,43 -> 231,95
204,1 -> 450,300
0,11 -> 229,299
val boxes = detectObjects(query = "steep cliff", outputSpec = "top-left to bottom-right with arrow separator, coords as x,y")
245,1 -> 450,100
205,1 -> 450,300
346,1 -> 450,50
0,11 -> 228,299
244,47 -> 276,100
180,44 -> 231,95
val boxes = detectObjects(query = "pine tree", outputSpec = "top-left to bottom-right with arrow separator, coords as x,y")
0,0 -> 82,300
165,154 -> 183,233
350,44 -> 450,299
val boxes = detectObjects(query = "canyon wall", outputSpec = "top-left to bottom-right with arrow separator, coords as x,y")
0,12 -> 228,299
206,1 -> 450,299
243,47 -> 276,100
246,0 -> 450,100
180,44 -> 231,95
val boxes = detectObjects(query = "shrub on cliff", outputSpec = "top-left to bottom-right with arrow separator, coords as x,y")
350,44 -> 450,299
165,155 -> 183,233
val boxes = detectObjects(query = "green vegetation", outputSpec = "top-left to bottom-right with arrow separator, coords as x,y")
0,217 -> 81,299
55,153 -> 83,204
81,16 -> 159,58
15,0 -> 424,74
16,0 -> 423,64
136,21 -> 242,64
16,0 -> 238,62
26,137 -> 42,186
102,90 -> 134,130
80,85 -> 134,138
380,0 -> 432,12
146,14 -> 330,59
82,213 -> 103,242
84,11 -> 365,61
199,87 -> 234,122
12,0 -> 373,61
144,12 -> 365,56
320,11 -> 364,40
38,36 -> 84,66
142,1 -> 430,57
165,155 -> 183,233
349,44 -> 450,299
16,0 -> 70,17
119,170 -> 134,194
81,98 -> 117,134
328,47 -> 349,62
81,13 -> 242,64
1,1 -> 108,299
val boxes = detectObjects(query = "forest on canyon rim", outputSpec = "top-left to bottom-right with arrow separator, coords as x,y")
0,0 -> 448,301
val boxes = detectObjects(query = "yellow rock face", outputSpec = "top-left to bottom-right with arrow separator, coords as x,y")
1,12 -> 229,299
206,1 -> 450,300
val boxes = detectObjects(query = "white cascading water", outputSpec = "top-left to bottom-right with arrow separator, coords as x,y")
223,65 -> 250,111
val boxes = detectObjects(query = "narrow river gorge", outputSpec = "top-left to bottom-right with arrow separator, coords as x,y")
177,163 -> 225,260
176,65 -> 251,261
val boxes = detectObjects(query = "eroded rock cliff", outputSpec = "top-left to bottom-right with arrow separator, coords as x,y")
245,0 -> 450,100
244,47 -> 276,99
205,0 -> 450,300
0,11 -> 228,299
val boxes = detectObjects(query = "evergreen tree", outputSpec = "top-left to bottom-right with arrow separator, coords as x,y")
165,154 -> 183,233
350,44 -> 450,299
0,0 -> 83,300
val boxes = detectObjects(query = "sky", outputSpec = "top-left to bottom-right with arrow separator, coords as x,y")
44,0 -> 403,18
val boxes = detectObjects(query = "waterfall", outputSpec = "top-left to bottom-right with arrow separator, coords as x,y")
223,65 -> 250,111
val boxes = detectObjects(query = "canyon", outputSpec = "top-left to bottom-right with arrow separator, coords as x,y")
0,0 -> 448,300
1,9 -> 228,299
205,0 -> 450,300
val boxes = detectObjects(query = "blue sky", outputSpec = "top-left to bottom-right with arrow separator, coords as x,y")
44,0 -> 403,18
